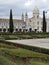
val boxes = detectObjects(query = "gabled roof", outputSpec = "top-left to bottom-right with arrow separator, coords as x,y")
0,18 -> 23,22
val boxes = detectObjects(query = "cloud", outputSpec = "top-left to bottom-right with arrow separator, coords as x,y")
24,0 -> 34,8
42,0 -> 47,3
28,11 -> 33,18
0,0 -> 49,19
0,0 -> 19,4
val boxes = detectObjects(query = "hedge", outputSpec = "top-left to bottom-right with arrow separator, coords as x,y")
0,40 -> 49,55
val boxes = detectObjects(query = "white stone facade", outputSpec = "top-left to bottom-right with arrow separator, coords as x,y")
0,7 -> 49,32
25,7 -> 49,32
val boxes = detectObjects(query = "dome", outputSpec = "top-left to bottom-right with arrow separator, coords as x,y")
33,6 -> 39,14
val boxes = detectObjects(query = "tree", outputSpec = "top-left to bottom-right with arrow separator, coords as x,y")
9,9 -> 14,33
42,11 -> 47,32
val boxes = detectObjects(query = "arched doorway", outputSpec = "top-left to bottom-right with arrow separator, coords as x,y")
8,28 -> 9,32
19,29 -> 22,32
34,29 -> 37,32
16,29 -> 18,32
3,28 -> 6,32
26,29 -> 28,32
29,28 -> 32,32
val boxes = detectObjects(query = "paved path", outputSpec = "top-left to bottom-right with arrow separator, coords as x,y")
6,38 -> 49,49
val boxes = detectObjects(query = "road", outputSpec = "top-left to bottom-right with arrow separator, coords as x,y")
6,38 -> 49,49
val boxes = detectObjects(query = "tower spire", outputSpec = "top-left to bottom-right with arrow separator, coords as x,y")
25,12 -> 27,16
21,13 -> 24,21
25,12 -> 28,21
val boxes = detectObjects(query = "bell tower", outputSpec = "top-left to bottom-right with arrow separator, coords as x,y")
33,7 -> 39,19
33,7 -> 39,32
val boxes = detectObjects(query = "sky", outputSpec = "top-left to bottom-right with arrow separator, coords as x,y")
0,0 -> 49,19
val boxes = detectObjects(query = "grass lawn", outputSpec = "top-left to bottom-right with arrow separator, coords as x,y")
0,55 -> 16,65
0,43 -> 49,65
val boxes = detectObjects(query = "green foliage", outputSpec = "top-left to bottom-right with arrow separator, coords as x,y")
9,9 -> 14,33
42,11 -> 47,32
0,43 -> 49,65
0,43 -> 16,49
0,33 -> 49,39
0,55 -> 16,65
